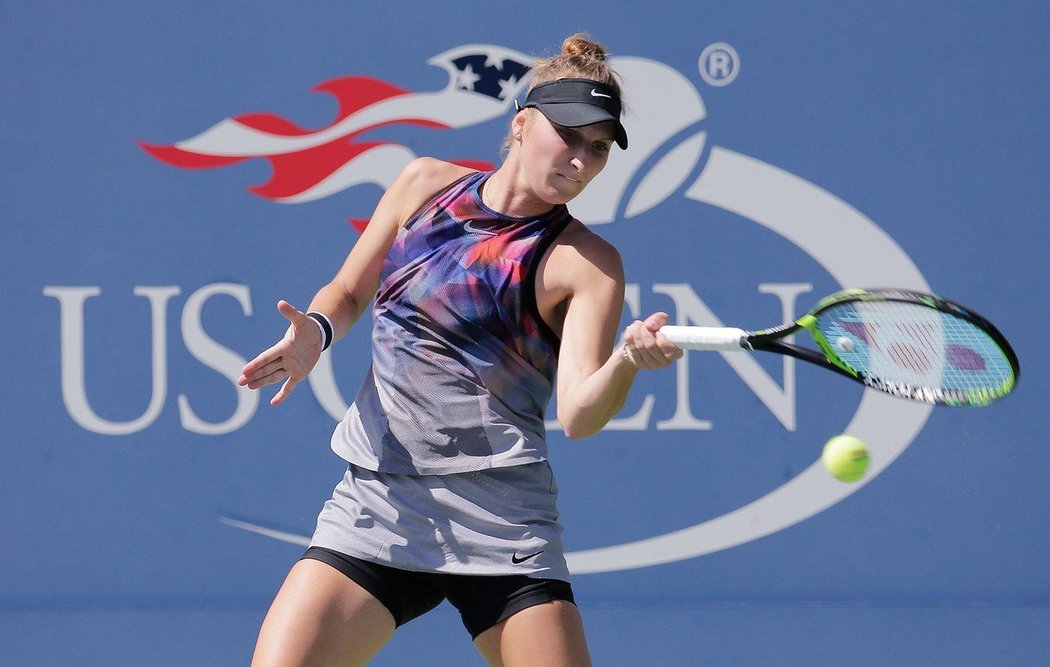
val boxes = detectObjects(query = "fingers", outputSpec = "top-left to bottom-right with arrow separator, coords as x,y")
238,338 -> 299,391
276,299 -> 299,321
622,312 -> 683,369
238,358 -> 288,390
277,299 -> 324,354
270,376 -> 300,406
238,338 -> 287,386
237,299 -> 316,404
277,299 -> 312,330
239,356 -> 301,407
642,311 -> 670,331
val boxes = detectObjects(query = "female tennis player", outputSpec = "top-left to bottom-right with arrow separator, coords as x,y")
240,33 -> 682,666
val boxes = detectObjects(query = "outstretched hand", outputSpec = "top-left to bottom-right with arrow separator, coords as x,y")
238,300 -> 324,406
621,311 -> 683,369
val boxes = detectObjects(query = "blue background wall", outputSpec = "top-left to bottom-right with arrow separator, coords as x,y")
3,2 -> 1048,664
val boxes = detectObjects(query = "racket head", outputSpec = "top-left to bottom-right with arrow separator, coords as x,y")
795,289 -> 1019,406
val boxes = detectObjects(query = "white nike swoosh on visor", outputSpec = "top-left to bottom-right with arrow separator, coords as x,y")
590,89 -> 612,98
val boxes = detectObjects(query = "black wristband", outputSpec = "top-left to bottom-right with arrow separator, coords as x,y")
306,311 -> 334,352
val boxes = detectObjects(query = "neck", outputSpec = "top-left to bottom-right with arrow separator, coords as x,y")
483,159 -> 558,218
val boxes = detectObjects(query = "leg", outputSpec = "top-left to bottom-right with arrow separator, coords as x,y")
252,558 -> 395,667
473,599 -> 592,667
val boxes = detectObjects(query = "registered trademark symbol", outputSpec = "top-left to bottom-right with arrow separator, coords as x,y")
698,42 -> 740,87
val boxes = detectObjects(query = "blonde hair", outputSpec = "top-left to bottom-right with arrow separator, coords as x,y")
528,33 -> 623,98
501,33 -> 624,156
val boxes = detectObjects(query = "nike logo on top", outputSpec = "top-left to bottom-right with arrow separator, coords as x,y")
512,550 -> 544,564
590,89 -> 612,99
463,219 -> 498,236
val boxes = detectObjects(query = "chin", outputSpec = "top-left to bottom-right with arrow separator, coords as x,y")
545,177 -> 585,204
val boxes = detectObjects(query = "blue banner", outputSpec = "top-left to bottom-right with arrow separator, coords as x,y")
3,2 -> 1048,664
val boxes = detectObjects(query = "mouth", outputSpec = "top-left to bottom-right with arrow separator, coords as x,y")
557,172 -> 582,184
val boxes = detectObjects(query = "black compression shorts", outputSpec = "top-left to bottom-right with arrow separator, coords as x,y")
302,546 -> 576,639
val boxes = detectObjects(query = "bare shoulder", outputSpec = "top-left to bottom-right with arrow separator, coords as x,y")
551,219 -> 624,283
388,157 -> 477,224
536,219 -> 625,337
398,156 -> 475,191
540,219 -> 625,307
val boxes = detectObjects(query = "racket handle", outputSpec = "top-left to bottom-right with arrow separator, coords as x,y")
660,326 -> 748,351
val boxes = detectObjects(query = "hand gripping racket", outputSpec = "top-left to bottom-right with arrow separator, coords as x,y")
660,288 -> 1019,407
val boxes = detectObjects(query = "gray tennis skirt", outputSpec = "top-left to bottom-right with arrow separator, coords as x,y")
309,460 -> 570,582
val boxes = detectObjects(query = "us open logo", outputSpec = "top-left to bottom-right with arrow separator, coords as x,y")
142,43 -> 933,573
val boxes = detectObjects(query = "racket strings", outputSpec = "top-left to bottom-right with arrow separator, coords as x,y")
818,300 -> 1014,400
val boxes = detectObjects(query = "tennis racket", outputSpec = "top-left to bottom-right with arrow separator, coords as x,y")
660,288 -> 1019,407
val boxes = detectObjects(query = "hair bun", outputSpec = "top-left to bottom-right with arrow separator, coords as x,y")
562,33 -> 607,62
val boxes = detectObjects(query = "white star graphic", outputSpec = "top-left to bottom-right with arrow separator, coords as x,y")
454,64 -> 482,91
497,74 -> 521,100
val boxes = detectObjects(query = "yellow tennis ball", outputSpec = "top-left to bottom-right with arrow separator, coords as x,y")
822,435 -> 870,482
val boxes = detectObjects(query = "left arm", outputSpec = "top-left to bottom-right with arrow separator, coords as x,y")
540,226 -> 681,439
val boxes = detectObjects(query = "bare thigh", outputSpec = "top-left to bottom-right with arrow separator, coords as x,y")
473,599 -> 591,667
252,558 -> 396,667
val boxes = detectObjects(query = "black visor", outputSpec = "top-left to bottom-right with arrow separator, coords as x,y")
519,78 -> 628,149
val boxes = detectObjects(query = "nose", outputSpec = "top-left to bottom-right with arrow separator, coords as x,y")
570,156 -> 584,172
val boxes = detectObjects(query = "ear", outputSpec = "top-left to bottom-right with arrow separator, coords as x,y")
512,108 -> 528,138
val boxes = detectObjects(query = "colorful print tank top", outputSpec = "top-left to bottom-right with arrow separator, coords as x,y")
331,170 -> 573,474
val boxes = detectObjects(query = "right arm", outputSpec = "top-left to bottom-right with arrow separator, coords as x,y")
237,157 -> 475,405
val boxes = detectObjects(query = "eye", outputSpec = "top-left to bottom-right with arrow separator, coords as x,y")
557,127 -> 580,144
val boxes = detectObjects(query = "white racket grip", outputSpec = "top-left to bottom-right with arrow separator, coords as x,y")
660,325 -> 748,351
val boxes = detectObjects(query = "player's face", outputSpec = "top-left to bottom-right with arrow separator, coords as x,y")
520,111 -> 615,204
